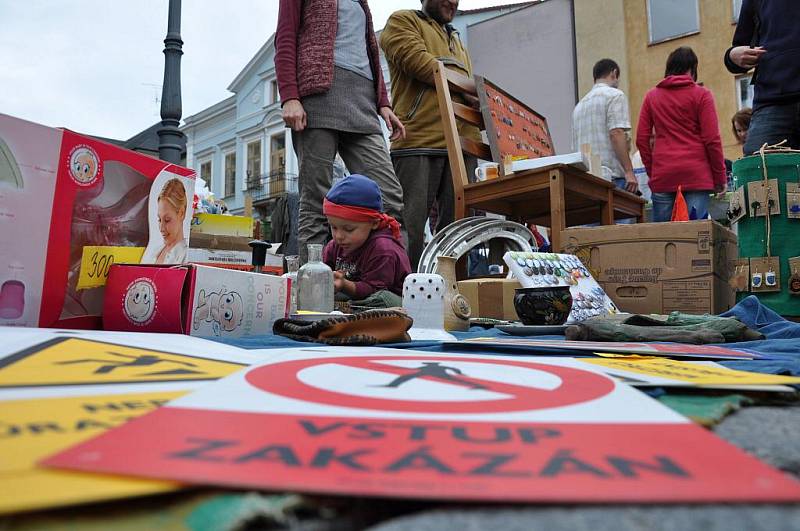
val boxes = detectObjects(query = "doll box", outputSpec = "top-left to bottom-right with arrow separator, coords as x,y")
0,113 -> 195,329
103,264 -> 290,338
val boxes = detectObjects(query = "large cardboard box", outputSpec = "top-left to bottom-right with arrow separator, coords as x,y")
103,264 -> 289,338
560,221 -> 737,315
457,278 -> 521,320
0,113 -> 195,329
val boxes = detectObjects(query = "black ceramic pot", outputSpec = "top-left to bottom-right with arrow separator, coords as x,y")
513,286 -> 573,325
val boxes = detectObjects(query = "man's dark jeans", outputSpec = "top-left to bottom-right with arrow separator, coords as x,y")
743,102 -> 800,155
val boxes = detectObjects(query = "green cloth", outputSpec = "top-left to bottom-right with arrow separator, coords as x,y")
565,311 -> 763,344
336,289 -> 403,312
1,491 -> 215,531
187,493 -> 307,531
352,289 -> 402,309
1,491 -> 333,531
657,393 -> 753,427
732,153 -> 800,317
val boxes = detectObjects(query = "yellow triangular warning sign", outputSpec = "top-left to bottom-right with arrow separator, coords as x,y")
0,337 -> 246,388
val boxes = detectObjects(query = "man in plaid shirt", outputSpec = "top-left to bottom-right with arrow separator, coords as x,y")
572,59 -> 638,194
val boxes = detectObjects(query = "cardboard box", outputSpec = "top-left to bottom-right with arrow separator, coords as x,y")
185,248 -> 284,275
190,213 -> 253,237
560,221 -> 737,315
457,277 -> 521,320
0,113 -> 194,329
186,248 -> 254,271
103,264 -> 289,338
186,235 -> 284,274
188,232 -> 253,251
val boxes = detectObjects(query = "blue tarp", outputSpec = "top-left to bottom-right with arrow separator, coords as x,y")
215,295 -> 800,376
718,295 -> 800,375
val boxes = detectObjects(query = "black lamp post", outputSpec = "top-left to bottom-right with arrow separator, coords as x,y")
157,0 -> 186,164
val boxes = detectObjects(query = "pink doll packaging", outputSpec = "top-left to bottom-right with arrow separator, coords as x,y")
0,113 -> 195,329
103,264 -> 290,338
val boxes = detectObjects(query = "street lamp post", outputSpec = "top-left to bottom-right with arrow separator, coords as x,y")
157,0 -> 186,164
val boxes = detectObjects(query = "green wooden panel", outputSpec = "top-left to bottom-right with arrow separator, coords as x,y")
732,153 -> 800,316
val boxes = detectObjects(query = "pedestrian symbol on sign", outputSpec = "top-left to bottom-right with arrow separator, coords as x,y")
0,337 -> 246,388
55,351 -> 203,376
378,362 -> 488,390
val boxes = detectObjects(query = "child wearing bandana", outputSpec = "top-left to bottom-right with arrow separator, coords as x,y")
322,174 -> 411,307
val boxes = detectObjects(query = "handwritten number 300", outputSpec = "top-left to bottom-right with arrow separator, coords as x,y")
88,252 -> 114,279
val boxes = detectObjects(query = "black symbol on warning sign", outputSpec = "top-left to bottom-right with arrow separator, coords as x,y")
378,362 -> 488,390
55,351 -> 205,376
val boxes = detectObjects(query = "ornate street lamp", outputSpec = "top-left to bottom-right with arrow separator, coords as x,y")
157,0 -> 186,164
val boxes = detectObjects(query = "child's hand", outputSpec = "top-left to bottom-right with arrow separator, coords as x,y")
333,270 -> 348,292
334,271 -> 357,297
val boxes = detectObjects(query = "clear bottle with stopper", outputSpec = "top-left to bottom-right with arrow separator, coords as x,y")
297,243 -> 334,312
281,255 -> 300,315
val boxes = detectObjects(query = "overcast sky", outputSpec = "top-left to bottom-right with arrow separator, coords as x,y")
0,0 -> 511,140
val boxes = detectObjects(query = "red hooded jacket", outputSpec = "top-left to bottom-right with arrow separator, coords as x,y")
636,75 -> 726,193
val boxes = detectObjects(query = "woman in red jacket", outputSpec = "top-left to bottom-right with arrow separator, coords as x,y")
636,47 -> 727,222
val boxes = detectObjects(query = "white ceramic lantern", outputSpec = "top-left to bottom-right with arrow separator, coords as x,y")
401,273 -> 456,341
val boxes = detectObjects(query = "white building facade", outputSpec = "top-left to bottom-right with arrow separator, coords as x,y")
183,38 -> 297,220
182,3 -> 538,220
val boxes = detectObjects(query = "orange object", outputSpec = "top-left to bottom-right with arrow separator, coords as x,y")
671,185 -> 689,221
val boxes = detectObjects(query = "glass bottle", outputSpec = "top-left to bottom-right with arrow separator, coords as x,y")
297,244 -> 334,312
281,255 -> 300,315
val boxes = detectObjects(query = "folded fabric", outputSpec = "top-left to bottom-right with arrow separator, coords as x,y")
335,289 -> 403,313
565,311 -> 764,344
657,393 -> 753,427
273,309 -> 412,345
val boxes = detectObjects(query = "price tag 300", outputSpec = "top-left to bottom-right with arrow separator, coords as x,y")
77,246 -> 145,290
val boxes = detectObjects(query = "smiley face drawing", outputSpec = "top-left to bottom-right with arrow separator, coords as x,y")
193,288 -> 244,336
68,146 -> 100,185
123,279 -> 156,325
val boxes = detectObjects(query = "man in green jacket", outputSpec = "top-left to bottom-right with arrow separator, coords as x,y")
380,0 -> 479,271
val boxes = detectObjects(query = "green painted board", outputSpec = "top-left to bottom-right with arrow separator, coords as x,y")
732,153 -> 800,316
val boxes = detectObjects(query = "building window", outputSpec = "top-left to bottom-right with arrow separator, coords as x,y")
268,134 -> 287,196
246,139 -> 262,187
270,134 -> 286,174
199,160 -> 211,190
224,151 -> 236,197
733,0 -> 742,22
736,74 -> 754,110
271,80 -> 279,104
647,0 -> 700,44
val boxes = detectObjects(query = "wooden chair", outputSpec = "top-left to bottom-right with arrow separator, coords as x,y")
433,61 -> 645,253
